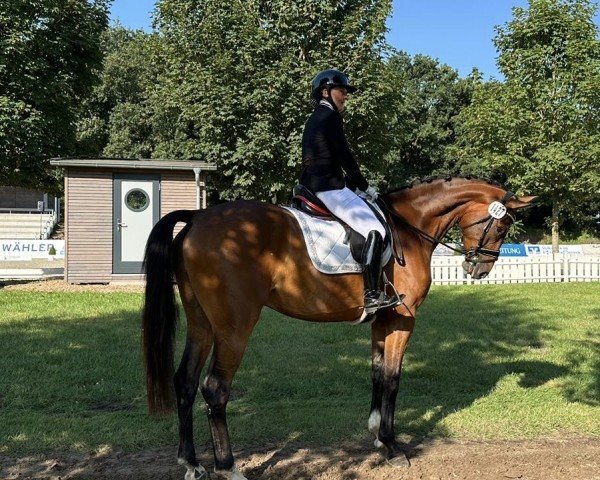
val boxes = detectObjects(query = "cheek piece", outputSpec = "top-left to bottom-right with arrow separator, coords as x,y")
462,191 -> 515,265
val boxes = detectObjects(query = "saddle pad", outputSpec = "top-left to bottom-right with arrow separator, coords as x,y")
282,206 -> 392,275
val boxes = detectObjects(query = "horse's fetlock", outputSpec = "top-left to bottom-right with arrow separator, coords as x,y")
378,429 -> 396,445
214,454 -> 234,473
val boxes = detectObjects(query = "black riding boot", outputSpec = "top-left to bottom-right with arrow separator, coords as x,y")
362,231 -> 400,314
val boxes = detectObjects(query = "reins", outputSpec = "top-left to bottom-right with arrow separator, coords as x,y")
377,191 -> 515,266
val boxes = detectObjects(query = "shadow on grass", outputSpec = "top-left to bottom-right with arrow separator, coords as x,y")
0,285 -> 597,477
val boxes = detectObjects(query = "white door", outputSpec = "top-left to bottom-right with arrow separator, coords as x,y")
113,174 -> 160,274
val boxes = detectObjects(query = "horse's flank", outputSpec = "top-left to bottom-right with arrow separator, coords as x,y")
180,200 -> 367,323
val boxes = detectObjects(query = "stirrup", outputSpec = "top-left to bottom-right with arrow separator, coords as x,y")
382,271 -> 405,306
364,291 -> 401,315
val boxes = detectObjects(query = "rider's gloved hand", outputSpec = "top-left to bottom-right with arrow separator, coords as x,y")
365,186 -> 379,201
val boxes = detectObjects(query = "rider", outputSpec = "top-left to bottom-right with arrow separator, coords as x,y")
299,69 -> 399,314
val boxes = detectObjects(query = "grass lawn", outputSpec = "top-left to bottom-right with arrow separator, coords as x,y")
0,282 -> 598,456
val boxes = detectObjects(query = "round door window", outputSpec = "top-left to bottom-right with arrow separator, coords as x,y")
125,189 -> 150,212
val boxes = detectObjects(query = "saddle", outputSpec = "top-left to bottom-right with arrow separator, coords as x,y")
289,184 -> 393,267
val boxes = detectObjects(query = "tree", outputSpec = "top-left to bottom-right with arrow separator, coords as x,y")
82,26 -> 163,158
453,0 -> 600,252
0,0 -> 109,191
145,0 -> 393,201
379,52 -> 477,189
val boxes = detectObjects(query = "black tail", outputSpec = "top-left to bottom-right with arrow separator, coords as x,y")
142,209 -> 194,414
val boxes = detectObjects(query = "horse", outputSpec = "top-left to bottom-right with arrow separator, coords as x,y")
142,176 -> 535,480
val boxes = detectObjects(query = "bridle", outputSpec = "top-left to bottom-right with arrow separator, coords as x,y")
377,191 -> 516,266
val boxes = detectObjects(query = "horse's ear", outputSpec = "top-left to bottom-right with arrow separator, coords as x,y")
506,195 -> 537,210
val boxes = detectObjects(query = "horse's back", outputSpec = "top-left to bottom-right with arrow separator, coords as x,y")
179,200 -> 296,292
184,200 -> 295,249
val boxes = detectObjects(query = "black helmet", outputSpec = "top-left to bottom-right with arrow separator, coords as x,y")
311,69 -> 357,101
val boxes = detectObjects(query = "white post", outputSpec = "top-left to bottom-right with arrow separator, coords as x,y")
193,167 -> 201,210
201,173 -> 207,209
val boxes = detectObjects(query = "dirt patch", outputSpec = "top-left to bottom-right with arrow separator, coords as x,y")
0,279 -> 143,293
2,437 -> 599,480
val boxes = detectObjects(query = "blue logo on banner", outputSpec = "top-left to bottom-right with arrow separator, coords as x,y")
499,244 -> 527,257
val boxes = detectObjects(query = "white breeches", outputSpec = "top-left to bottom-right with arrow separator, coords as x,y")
316,187 -> 386,240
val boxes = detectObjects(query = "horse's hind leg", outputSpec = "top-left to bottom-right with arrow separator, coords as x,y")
201,315 -> 259,480
175,276 -> 214,479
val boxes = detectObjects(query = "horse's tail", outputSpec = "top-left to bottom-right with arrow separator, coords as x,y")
142,209 -> 194,415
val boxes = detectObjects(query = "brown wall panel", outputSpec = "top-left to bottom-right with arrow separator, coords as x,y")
160,171 -> 198,237
65,168 -> 112,283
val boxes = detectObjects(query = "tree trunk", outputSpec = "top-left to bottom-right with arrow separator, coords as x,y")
551,200 -> 560,255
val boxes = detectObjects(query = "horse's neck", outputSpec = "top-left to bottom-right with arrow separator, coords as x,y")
391,181 -> 501,245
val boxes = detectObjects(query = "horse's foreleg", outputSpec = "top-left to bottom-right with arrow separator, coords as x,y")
369,319 -> 386,445
377,311 -> 415,467
175,280 -> 214,479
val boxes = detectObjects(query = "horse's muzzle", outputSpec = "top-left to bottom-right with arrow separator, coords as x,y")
463,260 -> 491,279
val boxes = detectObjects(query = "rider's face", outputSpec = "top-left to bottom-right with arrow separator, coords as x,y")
323,87 -> 349,112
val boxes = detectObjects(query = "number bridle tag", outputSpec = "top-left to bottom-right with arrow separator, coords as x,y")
488,201 -> 508,219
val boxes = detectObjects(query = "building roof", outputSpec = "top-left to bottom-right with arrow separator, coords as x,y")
50,158 -> 217,171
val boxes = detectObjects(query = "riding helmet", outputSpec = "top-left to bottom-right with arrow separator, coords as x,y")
311,69 -> 357,101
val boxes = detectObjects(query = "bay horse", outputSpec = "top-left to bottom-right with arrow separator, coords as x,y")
142,176 -> 535,480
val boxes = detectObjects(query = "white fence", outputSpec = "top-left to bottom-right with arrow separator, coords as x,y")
431,255 -> 600,285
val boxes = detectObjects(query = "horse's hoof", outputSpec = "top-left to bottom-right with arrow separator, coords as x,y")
374,438 -> 385,449
184,465 -> 208,480
386,452 -> 410,468
214,465 -> 248,480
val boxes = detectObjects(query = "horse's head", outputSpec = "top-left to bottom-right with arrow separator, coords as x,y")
458,193 -> 536,279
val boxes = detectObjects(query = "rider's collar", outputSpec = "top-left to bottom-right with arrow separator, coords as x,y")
319,99 -> 334,111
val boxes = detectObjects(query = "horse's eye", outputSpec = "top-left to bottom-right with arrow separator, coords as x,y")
496,226 -> 507,235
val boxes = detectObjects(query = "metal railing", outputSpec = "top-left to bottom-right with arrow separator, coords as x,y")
0,209 -> 57,239
0,207 -> 55,215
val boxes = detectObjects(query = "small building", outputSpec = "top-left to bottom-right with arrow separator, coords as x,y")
50,158 -> 216,284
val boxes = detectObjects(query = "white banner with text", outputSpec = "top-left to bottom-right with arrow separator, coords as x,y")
0,240 -> 65,260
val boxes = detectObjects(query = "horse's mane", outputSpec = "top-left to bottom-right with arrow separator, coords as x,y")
384,175 -> 507,195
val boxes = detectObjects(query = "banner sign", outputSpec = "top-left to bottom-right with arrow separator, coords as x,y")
582,244 -> 600,255
0,240 -> 65,260
499,244 -> 528,257
432,243 -> 592,257
526,244 -> 584,256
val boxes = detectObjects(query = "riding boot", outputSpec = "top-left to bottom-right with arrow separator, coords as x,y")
362,230 -> 401,314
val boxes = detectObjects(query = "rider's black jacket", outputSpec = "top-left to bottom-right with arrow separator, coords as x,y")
299,104 -> 369,193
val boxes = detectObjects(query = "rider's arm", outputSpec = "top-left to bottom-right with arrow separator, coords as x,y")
327,114 -> 369,192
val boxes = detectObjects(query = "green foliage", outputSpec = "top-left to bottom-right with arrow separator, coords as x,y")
132,0 -> 394,200
0,0 -> 109,191
75,25 -> 162,158
452,0 -> 600,246
378,52 -> 477,188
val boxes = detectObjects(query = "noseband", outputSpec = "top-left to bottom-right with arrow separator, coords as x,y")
378,191 -> 515,266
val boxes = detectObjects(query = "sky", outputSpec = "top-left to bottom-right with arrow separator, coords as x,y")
109,0 -> 599,79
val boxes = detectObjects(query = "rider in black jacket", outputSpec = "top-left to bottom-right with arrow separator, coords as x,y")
299,69 -> 399,315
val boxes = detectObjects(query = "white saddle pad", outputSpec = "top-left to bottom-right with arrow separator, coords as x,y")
282,206 -> 392,275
